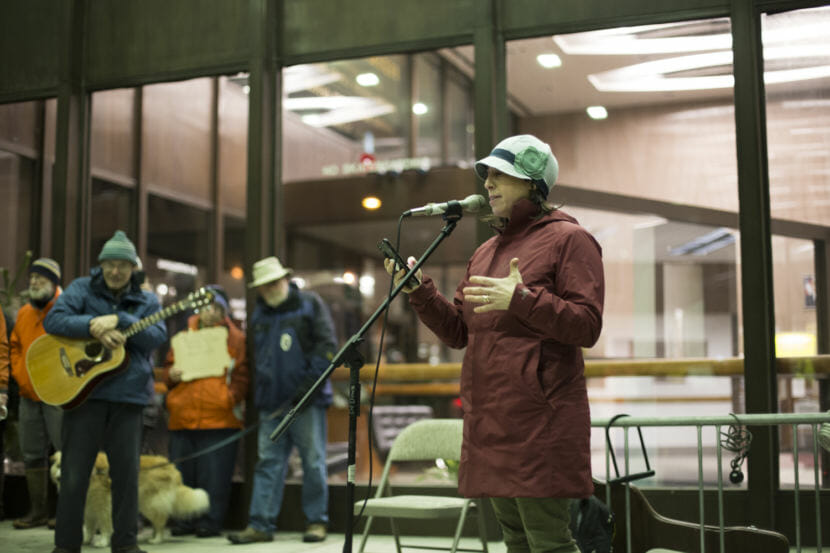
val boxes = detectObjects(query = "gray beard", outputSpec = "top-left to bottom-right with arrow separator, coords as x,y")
28,287 -> 53,302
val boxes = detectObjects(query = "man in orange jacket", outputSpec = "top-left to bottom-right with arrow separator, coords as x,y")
10,258 -> 63,529
1,310 -> 9,521
163,285 -> 249,537
1,310 -> 9,419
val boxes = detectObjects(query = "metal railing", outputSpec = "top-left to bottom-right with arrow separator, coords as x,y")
593,412 -> 830,553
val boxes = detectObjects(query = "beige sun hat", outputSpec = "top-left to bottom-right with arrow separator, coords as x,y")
248,256 -> 293,288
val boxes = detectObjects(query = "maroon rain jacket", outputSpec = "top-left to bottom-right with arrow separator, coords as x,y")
409,199 -> 605,498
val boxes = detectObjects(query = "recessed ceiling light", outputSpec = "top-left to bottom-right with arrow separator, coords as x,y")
588,46 -> 830,92
362,196 -> 382,210
412,102 -> 428,115
586,106 -> 608,120
356,72 -> 380,86
536,53 -> 562,68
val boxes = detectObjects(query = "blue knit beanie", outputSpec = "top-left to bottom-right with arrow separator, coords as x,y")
206,284 -> 230,314
98,230 -> 138,265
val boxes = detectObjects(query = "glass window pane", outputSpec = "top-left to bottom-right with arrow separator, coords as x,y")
413,53 -> 441,164
90,179 -> 134,261
446,70 -> 474,166
761,6 -> 830,490
513,18 -> 738,211
763,6 -> 830,228
144,195 -> 210,339
0,101 -> 39,153
282,55 -> 409,181
218,75 -> 248,216
507,18 -> 741,486
0,99 -> 46,274
146,195 -> 210,269
142,78 -> 213,203
0,152 -> 34,273
222,213 -> 247,322
90,88 -> 136,183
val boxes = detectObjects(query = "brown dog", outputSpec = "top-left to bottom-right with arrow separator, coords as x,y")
50,451 -> 210,547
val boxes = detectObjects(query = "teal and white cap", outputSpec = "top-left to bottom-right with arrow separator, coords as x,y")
474,134 -> 559,198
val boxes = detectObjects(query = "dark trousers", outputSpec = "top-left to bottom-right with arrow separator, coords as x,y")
168,428 -> 238,532
54,400 -> 144,550
490,497 -> 579,553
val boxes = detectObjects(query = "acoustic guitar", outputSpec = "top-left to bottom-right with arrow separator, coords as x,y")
26,287 -> 213,409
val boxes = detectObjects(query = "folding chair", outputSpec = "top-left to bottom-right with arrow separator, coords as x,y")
355,418 -> 488,553
370,404 -> 434,461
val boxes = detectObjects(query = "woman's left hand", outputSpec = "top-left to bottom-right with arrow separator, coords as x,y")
463,257 -> 523,313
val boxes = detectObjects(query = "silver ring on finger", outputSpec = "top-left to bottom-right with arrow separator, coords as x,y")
484,295 -> 489,303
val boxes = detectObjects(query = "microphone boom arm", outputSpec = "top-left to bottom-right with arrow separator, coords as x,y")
268,211 -> 463,553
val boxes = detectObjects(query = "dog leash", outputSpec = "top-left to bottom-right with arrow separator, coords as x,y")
140,402 -> 291,472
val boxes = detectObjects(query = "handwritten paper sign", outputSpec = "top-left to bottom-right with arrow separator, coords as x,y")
171,326 -> 232,381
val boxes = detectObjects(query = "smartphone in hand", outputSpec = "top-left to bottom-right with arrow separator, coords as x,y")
377,238 -> 420,287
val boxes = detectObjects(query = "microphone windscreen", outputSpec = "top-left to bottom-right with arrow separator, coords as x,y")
464,194 -> 487,213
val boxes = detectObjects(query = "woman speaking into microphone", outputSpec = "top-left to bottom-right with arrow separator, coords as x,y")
387,134 -> 605,552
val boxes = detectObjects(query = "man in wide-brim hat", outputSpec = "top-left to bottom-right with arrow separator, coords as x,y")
229,256 -> 337,545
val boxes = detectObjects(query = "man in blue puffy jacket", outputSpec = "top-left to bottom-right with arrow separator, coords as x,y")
45,231 -> 167,553
228,256 -> 337,545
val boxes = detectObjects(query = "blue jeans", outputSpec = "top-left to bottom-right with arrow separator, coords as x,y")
168,428 -> 239,532
247,405 -> 328,532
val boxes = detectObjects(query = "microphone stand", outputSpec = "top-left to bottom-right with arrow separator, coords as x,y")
269,206 -> 465,552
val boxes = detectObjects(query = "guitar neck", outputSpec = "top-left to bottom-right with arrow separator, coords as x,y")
123,296 -> 200,338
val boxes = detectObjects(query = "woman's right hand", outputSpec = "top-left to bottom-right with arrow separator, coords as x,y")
384,257 -> 422,293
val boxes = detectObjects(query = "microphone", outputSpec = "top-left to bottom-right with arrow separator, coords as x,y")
403,194 -> 487,217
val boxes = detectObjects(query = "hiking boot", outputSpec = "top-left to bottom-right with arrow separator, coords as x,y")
227,526 -> 273,544
195,526 -> 221,538
170,524 -> 195,536
14,467 -> 49,529
111,545 -> 148,553
13,512 -> 49,529
303,522 -> 327,543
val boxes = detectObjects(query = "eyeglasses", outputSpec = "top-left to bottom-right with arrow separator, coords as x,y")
101,260 -> 134,273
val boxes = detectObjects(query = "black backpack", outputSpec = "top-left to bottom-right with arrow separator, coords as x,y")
569,496 -> 615,553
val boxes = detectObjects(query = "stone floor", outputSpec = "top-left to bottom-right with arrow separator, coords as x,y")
1,518 -> 820,553
0,520 -> 504,553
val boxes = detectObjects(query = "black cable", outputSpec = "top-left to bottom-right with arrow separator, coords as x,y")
351,213 -> 408,531
720,413 -> 752,484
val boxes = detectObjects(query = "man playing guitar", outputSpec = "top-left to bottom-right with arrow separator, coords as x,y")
44,231 -> 166,553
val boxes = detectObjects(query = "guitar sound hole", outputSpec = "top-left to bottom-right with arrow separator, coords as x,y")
85,341 -> 104,359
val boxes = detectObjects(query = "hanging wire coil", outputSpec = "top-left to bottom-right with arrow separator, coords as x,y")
720,414 -> 753,484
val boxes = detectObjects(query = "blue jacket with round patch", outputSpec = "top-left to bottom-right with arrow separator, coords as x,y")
250,283 -> 337,411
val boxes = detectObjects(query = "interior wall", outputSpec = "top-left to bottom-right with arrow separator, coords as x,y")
520,101 -> 740,212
